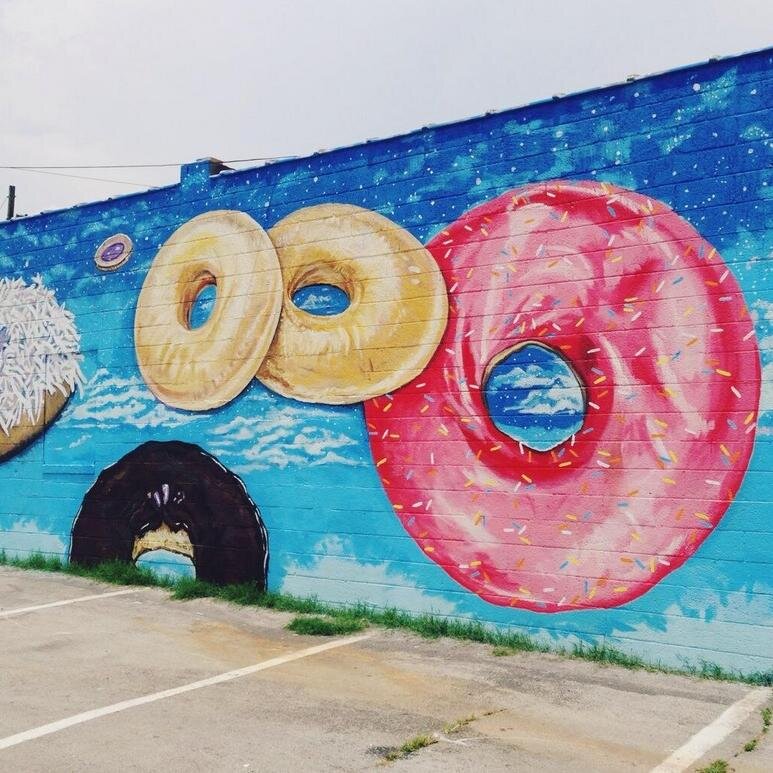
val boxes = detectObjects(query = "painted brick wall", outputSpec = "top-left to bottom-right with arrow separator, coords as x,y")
0,49 -> 770,676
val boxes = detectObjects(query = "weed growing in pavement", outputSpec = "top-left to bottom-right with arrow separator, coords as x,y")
383,733 -> 437,761
1,552 -> 771,687
384,712 -> 499,762
286,615 -> 368,636
442,709 -> 502,735
442,714 -> 478,735
731,701 -> 773,760
697,761 -> 729,773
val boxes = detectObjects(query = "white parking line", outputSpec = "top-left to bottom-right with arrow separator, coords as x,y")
650,687 -> 772,773
0,589 -> 141,619
0,632 -> 372,751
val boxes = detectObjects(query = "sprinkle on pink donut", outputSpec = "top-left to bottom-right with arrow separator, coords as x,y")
364,180 -> 760,612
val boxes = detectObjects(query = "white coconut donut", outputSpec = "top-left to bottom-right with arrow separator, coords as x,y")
0,276 -> 83,460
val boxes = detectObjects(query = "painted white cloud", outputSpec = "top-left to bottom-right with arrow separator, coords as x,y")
749,300 -> 773,414
616,595 -> 773,674
502,387 -> 583,416
762,362 -> 773,413
752,299 -> 773,323
490,361 -> 565,388
489,362 -> 583,417
0,521 -> 66,558
210,405 -> 364,473
63,369 -> 201,429
281,536 -> 458,616
62,368 -> 365,471
293,292 -> 334,311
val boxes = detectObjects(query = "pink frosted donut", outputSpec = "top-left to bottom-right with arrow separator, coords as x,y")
364,181 -> 760,612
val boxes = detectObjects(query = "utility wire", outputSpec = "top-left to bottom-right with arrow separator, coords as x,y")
2,167 -> 154,188
0,155 -> 294,171
0,162 -> 179,170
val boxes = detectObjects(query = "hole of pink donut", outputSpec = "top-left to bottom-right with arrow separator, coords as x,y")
187,276 -> 217,330
291,284 -> 351,316
482,342 -> 585,452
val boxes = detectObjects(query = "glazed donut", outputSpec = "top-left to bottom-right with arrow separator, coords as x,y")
256,204 -> 448,404
0,276 -> 82,461
135,210 -> 282,411
364,181 -> 760,612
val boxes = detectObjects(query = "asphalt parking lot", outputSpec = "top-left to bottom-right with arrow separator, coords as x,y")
0,567 -> 770,772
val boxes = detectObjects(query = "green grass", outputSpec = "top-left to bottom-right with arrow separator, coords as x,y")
697,761 -> 728,773
0,551 -> 170,587
383,712 -> 495,762
728,703 -> 773,761
286,615 -> 367,636
571,642 -> 654,670
1,551 -> 771,687
442,714 -> 478,735
383,733 -> 437,761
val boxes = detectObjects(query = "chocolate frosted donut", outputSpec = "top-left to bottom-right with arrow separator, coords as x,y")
70,441 -> 268,587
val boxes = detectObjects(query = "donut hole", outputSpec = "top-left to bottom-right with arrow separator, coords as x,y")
291,284 -> 351,316
136,549 -> 195,580
185,273 -> 217,330
483,342 -> 585,452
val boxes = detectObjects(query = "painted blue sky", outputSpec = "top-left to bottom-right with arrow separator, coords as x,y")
484,344 -> 585,451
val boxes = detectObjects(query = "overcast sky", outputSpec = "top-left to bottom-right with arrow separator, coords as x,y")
1,0 -> 771,218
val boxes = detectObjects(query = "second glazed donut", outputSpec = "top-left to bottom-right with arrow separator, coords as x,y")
256,204 -> 448,404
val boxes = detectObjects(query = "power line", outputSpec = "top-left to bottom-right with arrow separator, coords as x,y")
0,155 -> 293,171
0,154 -> 301,194
2,167 -> 154,187
0,162 -> 179,170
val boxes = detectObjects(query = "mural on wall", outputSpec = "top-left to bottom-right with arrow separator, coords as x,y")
66,180 -> 763,604
0,276 -> 83,460
0,51 -> 769,672
0,189 -> 763,598
70,441 -> 269,587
